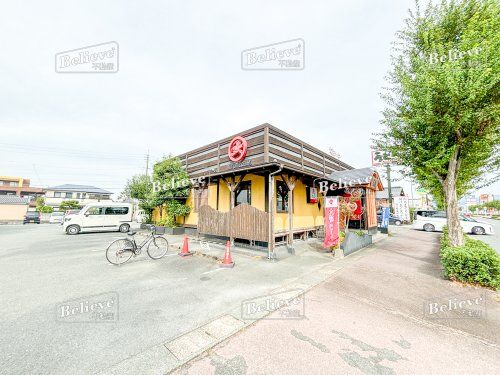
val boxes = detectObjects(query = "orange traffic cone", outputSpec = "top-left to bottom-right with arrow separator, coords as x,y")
220,240 -> 235,268
178,235 -> 193,257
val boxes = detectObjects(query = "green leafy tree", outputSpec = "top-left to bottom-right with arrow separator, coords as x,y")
375,0 -> 499,246
59,200 -> 82,212
121,157 -> 193,226
122,174 -> 155,223
35,196 -> 54,213
122,174 -> 152,201
36,205 -> 54,213
484,200 -> 500,210
163,199 -> 191,227
468,204 -> 481,212
35,196 -> 45,208
152,156 -> 191,226
152,156 -> 191,202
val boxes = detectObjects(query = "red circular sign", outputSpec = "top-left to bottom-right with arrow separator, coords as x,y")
228,136 -> 248,162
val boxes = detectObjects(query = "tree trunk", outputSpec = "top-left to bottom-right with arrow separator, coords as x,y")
444,149 -> 464,247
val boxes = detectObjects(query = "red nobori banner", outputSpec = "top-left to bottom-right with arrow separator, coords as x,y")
323,196 -> 340,249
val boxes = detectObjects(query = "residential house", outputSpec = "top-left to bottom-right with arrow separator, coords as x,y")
44,184 -> 113,211
376,186 -> 405,210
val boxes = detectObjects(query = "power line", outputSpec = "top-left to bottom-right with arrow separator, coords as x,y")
1,161 -> 144,172
0,142 -> 145,157
0,144 -> 146,161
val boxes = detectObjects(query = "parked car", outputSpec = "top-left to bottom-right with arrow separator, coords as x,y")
62,203 -> 133,235
413,210 -> 446,221
376,213 -> 404,226
23,211 -> 40,224
413,214 -> 494,235
49,211 -> 65,224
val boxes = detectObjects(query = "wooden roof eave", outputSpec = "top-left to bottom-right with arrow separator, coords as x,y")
193,162 -> 338,183
177,123 -> 353,171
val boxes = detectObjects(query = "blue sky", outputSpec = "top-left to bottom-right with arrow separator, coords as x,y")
0,0 -> 497,198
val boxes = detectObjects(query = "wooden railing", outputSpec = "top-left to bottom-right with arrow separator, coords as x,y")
198,204 -> 269,242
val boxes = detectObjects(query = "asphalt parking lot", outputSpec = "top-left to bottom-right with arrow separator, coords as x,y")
0,224 -> 334,375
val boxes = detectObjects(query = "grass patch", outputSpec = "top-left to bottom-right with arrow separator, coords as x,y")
440,227 -> 500,289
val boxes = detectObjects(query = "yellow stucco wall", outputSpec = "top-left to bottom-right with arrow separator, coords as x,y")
274,176 -> 323,232
174,173 -> 323,232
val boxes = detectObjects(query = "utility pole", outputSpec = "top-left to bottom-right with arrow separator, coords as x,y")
145,150 -> 150,176
410,180 -> 414,209
386,164 -> 393,213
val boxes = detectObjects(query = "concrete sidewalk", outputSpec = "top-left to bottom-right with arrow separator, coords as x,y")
173,228 -> 500,374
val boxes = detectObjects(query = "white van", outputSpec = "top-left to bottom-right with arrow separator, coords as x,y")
62,203 -> 133,235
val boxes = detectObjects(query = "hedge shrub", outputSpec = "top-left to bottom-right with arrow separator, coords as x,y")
36,205 -> 54,213
440,228 -> 500,289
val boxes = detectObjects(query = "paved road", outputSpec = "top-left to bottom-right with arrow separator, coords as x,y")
175,227 -> 500,375
472,218 -> 500,252
0,224 -> 334,375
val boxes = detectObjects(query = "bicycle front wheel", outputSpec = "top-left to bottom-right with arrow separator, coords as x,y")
106,239 -> 134,265
147,236 -> 169,259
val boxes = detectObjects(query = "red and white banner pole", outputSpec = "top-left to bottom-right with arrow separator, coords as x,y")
323,196 -> 340,249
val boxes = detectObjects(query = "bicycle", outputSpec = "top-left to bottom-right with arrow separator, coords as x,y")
106,225 -> 169,265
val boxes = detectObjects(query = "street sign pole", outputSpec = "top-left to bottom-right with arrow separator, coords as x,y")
386,164 -> 393,213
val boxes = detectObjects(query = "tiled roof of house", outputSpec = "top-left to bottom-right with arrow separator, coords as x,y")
46,184 -> 113,195
376,187 -> 405,199
0,196 -> 30,205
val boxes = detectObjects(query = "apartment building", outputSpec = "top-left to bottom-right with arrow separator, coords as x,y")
0,176 -> 45,208
0,176 -> 45,198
